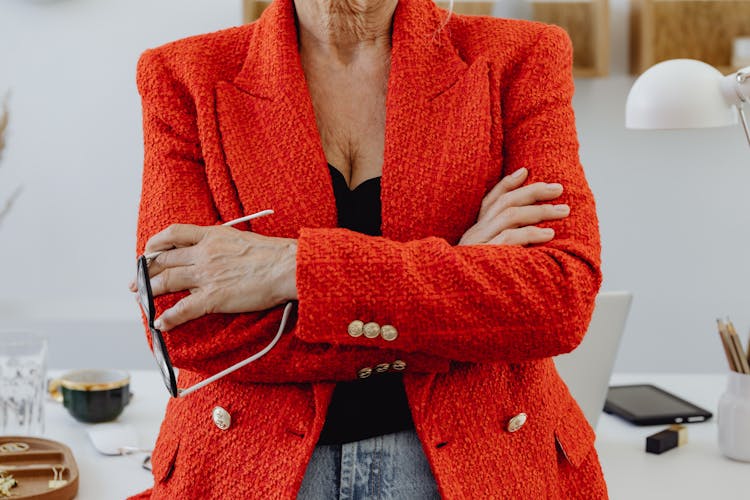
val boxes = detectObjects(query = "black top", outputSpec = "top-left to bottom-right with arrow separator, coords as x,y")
316,165 -> 415,445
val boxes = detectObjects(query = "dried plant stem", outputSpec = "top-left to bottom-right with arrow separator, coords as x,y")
0,93 -> 7,162
0,91 -> 21,226
0,186 -> 21,226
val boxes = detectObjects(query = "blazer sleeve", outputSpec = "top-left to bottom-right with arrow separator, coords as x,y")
294,26 -> 602,364
135,49 -> 450,381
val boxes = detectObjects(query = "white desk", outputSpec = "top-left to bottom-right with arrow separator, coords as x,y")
598,373 -> 746,500
41,371 -> 168,499
37,372 -> 746,499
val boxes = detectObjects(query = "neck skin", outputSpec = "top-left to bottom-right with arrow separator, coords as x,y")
294,0 -> 398,65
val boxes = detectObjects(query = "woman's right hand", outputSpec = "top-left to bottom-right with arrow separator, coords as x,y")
458,168 -> 569,246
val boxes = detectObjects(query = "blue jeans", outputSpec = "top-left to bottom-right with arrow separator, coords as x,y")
297,430 -> 440,499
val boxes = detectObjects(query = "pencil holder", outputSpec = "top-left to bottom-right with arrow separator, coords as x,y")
718,371 -> 750,462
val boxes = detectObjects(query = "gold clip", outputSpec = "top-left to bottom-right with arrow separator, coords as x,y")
0,442 -> 29,453
0,472 -> 18,497
48,466 -> 68,489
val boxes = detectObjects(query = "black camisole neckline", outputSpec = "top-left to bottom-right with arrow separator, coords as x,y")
327,164 -> 382,238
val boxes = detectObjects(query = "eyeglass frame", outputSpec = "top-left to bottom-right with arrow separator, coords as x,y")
135,210 -> 293,398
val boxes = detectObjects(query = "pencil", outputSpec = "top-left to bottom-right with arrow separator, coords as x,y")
717,319 -> 738,372
724,320 -> 745,373
727,320 -> 750,374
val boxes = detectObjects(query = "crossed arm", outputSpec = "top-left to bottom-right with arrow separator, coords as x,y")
133,171 -> 567,382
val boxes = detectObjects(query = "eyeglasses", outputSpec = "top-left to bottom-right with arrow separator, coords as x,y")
136,210 -> 293,398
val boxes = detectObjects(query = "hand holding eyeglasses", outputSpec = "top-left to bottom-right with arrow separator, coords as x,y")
133,210 -> 297,397
132,210 -> 298,331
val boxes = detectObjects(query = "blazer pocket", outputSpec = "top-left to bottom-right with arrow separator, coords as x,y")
554,399 -> 596,468
151,434 -> 180,483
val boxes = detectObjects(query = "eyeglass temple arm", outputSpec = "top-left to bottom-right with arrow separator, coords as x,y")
177,301 -> 293,397
143,209 -> 275,262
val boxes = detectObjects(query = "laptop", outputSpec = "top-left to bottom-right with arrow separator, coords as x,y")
553,291 -> 633,429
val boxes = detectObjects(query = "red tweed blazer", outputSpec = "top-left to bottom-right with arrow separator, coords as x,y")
132,0 -> 605,498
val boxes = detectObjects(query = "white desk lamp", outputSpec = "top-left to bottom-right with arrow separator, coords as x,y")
626,59 -> 750,147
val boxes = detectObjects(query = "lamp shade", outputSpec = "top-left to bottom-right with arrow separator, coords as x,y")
626,59 -> 738,130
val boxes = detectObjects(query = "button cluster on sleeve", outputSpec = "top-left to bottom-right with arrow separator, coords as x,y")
347,320 -> 398,341
355,360 -> 406,379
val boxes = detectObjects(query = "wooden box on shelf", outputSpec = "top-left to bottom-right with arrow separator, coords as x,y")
243,0 -> 271,23
630,0 -> 750,75
435,2 -> 493,15
530,0 -> 610,77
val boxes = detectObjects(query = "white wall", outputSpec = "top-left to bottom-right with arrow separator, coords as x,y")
0,0 -> 242,368
572,0 -> 750,375
0,0 -> 743,372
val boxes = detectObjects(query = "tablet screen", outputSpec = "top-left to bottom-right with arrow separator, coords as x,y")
605,384 -> 712,424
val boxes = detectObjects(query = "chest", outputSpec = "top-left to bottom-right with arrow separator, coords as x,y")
304,63 -> 388,190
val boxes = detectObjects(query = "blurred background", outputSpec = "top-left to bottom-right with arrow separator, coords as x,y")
0,0 -> 747,372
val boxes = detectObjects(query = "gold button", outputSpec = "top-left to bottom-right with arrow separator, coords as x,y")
348,320 -> 364,338
212,406 -> 231,430
357,367 -> 373,379
381,325 -> 398,342
375,363 -> 390,373
507,413 -> 527,433
391,360 -> 406,371
363,322 -> 380,339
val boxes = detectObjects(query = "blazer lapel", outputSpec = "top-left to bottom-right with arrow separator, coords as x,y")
215,0 -> 493,243
383,0 -> 493,243
215,0 -> 335,238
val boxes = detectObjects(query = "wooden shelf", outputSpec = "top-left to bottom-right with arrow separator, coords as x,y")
241,0 -> 610,77
242,0 -> 492,22
631,0 -> 750,75
242,0 -> 270,24
435,2 -> 493,15
531,0 -> 610,77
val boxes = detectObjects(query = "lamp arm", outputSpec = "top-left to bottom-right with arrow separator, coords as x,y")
739,107 -> 750,149
720,67 -> 750,148
720,67 -> 750,106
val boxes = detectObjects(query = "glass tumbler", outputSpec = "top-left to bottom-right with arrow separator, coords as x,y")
0,332 -> 48,436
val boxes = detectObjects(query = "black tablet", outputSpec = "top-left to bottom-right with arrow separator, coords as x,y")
604,384 -> 713,426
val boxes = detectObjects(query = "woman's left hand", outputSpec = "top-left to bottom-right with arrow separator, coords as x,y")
458,167 -> 567,246
134,224 -> 298,331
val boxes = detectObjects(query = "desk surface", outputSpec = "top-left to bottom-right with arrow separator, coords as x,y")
598,374 -> 745,500
33,372 -> 746,499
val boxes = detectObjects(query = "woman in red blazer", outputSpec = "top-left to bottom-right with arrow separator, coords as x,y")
131,0 -> 606,497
